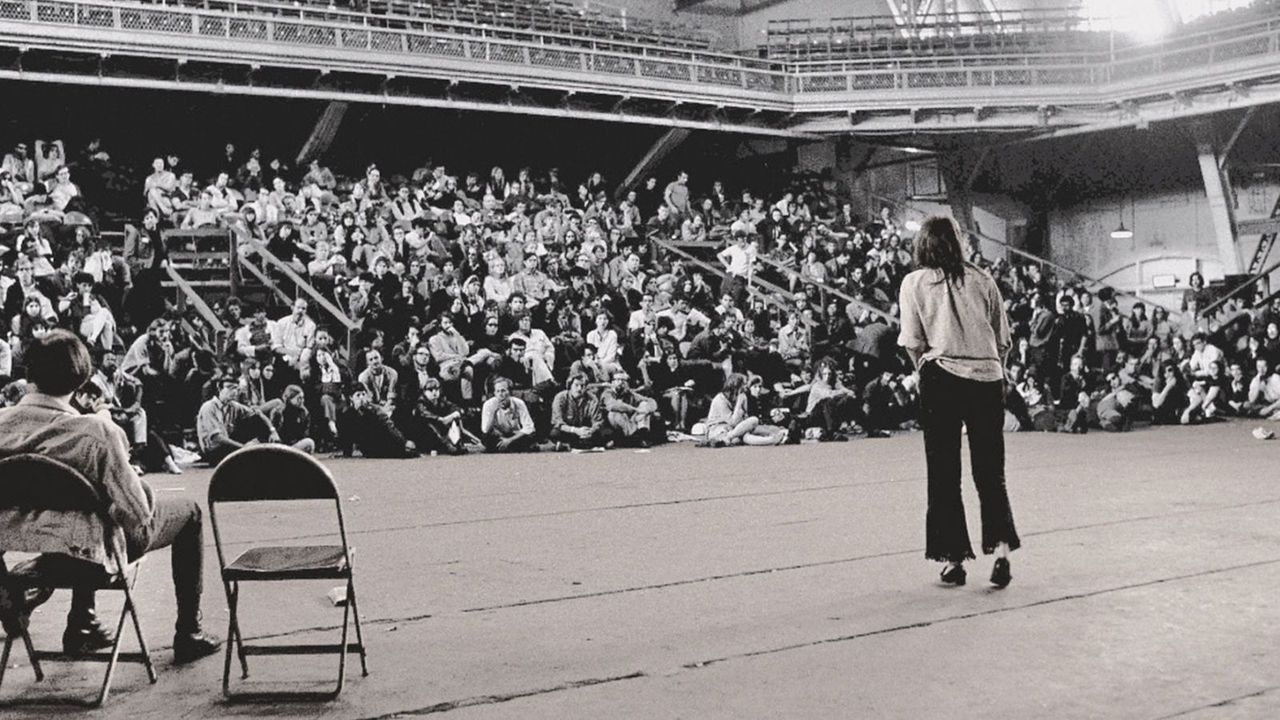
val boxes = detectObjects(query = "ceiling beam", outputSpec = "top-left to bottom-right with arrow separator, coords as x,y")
0,67 -> 817,139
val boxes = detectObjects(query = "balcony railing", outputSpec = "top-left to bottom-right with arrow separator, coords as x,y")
0,0 -> 1278,102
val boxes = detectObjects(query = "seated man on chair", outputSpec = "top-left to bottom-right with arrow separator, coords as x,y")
0,330 -> 221,662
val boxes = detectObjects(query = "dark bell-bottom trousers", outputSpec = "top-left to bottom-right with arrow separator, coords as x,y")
920,362 -> 1021,563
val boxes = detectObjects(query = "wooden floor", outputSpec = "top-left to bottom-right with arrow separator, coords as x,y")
3,420 -> 1279,718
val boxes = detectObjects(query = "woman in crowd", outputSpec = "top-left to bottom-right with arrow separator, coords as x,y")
79,293 -> 118,352
271,384 -> 316,454
705,373 -> 787,447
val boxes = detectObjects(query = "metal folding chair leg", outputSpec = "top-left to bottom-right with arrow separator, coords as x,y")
222,582 -> 250,695
22,629 -> 42,682
93,591 -> 133,702
233,591 -> 249,679
128,618 -> 156,685
334,592 -> 350,697
346,579 -> 369,677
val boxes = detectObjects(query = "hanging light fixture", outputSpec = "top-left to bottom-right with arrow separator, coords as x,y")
1110,200 -> 1133,239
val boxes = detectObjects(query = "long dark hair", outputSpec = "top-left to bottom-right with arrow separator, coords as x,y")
913,216 -> 968,285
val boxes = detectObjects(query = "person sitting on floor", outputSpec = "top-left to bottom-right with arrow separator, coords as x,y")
195,376 -> 280,466
704,372 -> 787,447
549,373 -> 610,450
601,370 -> 664,447
407,377 -> 472,455
0,330 -> 221,662
480,376 -> 537,453
337,385 -> 417,458
269,384 -> 317,454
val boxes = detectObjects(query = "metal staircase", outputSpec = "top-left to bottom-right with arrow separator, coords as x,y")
1245,192 -> 1280,275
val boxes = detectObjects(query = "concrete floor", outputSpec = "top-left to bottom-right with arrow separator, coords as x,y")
2,421 -> 1278,718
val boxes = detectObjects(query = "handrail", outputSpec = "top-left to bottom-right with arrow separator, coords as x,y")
1256,285 -> 1280,309
773,6 -> 1280,58
866,192 -> 1182,316
163,0 -> 769,70
237,253 -> 295,306
7,0 -> 1279,90
1092,253 -> 1207,284
650,236 -> 794,316
237,236 -> 360,332
754,254 -> 898,325
1198,256 -> 1280,319
164,263 -> 229,352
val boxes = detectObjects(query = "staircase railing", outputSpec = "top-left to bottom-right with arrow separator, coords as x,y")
165,264 -> 229,354
866,191 -> 1182,316
1197,257 -> 1280,320
753,254 -> 898,325
233,231 -> 361,359
651,237 -> 795,316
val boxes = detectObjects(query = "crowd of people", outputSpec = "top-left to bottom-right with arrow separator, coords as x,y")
2,140 -> 1279,472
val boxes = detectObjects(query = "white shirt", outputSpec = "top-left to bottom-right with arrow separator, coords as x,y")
1186,344 -> 1225,376
717,244 -> 755,278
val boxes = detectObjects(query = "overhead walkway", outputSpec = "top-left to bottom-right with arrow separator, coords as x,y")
1,0 -> 1279,136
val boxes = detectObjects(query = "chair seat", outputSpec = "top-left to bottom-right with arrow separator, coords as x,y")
3,553 -> 126,590
224,545 -> 349,580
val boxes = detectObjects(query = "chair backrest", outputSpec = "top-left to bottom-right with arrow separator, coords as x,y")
0,454 -> 123,571
0,455 -> 109,515
208,445 -> 340,503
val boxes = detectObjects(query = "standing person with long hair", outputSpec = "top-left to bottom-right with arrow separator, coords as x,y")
898,216 -> 1020,588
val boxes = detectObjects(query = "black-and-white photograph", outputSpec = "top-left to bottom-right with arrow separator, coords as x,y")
0,0 -> 1277,716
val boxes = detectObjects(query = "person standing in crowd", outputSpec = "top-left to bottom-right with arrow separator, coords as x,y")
898,216 -> 1020,589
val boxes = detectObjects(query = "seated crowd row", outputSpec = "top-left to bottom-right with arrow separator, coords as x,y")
2,148 -> 1278,472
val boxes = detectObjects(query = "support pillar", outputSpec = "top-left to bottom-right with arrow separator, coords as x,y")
1191,120 -> 1243,274
938,150 -> 978,239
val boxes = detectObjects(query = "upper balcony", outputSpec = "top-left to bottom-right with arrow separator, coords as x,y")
0,0 -> 1278,138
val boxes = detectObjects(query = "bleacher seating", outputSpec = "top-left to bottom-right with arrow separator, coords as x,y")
359,0 -> 718,50
759,0 -> 1280,63
760,8 -> 1113,63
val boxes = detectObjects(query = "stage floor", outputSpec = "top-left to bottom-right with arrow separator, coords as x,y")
3,420 -> 1279,718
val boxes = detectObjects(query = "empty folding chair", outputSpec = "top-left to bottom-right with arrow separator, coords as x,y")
208,445 -> 368,698
0,455 -> 157,707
